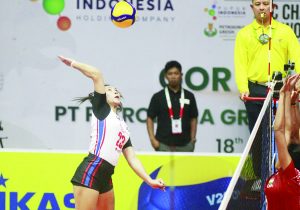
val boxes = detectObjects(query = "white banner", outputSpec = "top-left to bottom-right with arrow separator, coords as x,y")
0,0 -> 299,152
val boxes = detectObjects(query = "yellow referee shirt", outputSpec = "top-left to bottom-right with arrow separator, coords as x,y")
234,19 -> 300,93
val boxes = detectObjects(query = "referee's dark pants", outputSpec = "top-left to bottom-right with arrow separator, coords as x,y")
244,81 -> 268,178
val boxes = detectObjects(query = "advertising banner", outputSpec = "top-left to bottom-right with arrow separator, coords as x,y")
0,0 -> 299,152
0,150 -> 239,210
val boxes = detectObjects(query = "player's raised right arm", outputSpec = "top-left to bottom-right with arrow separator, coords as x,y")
58,55 -> 105,94
275,75 -> 300,170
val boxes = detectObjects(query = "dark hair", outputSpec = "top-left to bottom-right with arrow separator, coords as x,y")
288,143 -> 300,171
73,92 -> 94,104
73,84 -> 123,111
164,60 -> 182,74
73,84 -> 111,104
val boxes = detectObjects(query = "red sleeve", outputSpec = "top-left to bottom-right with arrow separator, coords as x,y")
281,161 -> 297,179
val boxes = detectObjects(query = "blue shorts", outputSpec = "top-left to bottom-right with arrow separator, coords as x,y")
71,153 -> 115,193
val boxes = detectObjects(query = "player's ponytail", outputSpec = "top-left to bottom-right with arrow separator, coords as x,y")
73,92 -> 94,104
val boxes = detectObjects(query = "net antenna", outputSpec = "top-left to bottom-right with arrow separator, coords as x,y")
267,0 -> 273,84
218,83 -> 275,210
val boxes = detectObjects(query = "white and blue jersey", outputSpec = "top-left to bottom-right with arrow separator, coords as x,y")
71,91 -> 132,193
88,91 -> 131,166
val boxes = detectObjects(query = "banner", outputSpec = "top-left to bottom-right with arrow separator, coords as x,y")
0,150 -> 239,210
0,0 -> 299,152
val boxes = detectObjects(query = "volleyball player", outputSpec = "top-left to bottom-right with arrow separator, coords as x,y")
264,74 -> 300,210
58,56 -> 165,210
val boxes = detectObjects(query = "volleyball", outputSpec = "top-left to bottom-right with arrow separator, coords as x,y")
111,1 -> 136,28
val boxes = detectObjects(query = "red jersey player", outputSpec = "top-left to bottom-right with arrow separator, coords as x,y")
264,74 -> 300,210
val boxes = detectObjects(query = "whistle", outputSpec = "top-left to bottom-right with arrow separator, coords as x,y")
260,13 -> 266,18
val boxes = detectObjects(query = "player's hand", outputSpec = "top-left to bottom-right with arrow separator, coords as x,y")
295,76 -> 300,93
288,74 -> 300,91
149,178 -> 165,191
291,90 -> 299,105
58,55 -> 74,67
281,74 -> 300,93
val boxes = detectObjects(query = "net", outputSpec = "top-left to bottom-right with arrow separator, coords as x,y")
219,90 -> 275,210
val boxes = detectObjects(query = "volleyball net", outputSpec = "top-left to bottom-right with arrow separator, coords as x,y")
219,87 -> 275,210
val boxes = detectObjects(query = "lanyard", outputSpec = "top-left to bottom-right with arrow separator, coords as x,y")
164,87 -> 185,119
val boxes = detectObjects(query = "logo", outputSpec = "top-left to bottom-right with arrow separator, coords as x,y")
203,1 -> 248,40
137,158 -> 233,210
0,172 -> 75,209
75,0 -> 176,24
31,0 -> 72,31
217,5 -> 246,17
0,174 -> 8,188
267,177 -> 274,188
204,2 -> 218,37
32,0 -> 176,30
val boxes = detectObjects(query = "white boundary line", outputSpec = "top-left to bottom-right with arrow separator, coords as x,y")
0,148 -> 241,156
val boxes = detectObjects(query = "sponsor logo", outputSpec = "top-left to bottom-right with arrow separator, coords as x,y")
203,1 -> 248,40
31,0 -> 72,31
204,2 -> 218,37
0,172 -> 75,209
0,174 -> 8,188
75,0 -> 176,24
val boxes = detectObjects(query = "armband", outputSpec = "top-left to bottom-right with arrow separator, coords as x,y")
70,60 -> 76,67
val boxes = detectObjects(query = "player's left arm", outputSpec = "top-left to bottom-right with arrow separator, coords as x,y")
284,83 -> 292,144
122,147 -> 165,191
290,91 -> 300,143
274,82 -> 291,170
